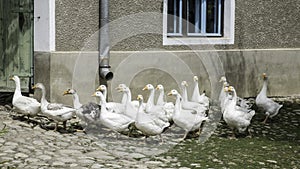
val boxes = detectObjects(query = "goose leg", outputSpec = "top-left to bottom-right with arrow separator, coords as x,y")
182,132 -> 188,140
144,135 -> 149,143
127,125 -> 134,137
198,127 -> 202,135
159,134 -> 164,143
262,113 -> 270,124
229,129 -> 236,139
54,123 -> 59,131
247,127 -> 252,138
63,121 -> 67,129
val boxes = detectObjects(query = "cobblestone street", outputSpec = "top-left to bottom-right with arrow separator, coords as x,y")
1,98 -> 299,168
0,107 -> 174,169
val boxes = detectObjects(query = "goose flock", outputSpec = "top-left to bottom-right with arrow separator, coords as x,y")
9,73 -> 283,140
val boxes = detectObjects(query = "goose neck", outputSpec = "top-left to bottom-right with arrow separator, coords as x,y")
13,79 -> 22,98
157,90 -> 164,105
126,89 -> 132,103
123,90 -> 132,107
193,81 -> 200,96
136,100 -> 143,120
224,93 -> 235,112
121,92 -> 127,104
231,89 -> 238,103
261,79 -> 268,95
146,89 -> 155,107
98,93 -> 107,109
174,95 -> 182,115
40,86 -> 49,106
181,86 -> 188,102
72,93 -> 82,109
102,89 -> 107,101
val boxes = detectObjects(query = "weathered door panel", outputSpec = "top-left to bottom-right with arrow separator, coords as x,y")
0,0 -> 33,92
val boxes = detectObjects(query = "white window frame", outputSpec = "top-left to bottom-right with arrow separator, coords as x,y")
34,0 -> 55,51
163,0 -> 235,45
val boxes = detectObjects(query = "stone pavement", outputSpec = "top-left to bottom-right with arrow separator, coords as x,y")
2,96 -> 299,168
0,107 -> 181,169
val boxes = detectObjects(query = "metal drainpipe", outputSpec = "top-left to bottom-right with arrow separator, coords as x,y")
99,0 -> 113,85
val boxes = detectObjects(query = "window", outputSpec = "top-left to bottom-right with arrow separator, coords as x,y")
163,0 -> 235,45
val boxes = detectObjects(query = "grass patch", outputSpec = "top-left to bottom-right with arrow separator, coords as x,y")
0,124 -> 8,136
157,104 -> 300,168
161,136 -> 299,168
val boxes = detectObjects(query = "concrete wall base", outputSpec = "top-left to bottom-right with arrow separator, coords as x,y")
34,49 -> 300,106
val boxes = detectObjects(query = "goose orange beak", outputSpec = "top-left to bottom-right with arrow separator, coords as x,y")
226,86 -> 234,92
182,81 -> 188,87
63,91 -> 69,96
142,86 -> 148,91
137,95 -> 143,100
96,86 -> 102,91
193,76 -> 198,81
115,86 -> 123,92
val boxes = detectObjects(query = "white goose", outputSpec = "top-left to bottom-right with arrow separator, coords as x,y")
96,85 -> 125,114
223,86 -> 255,137
180,81 -> 207,114
92,91 -> 134,132
135,95 -> 169,140
219,76 -> 230,113
117,84 -> 141,110
10,75 -> 40,118
219,76 -> 253,113
32,83 -> 75,131
256,73 -> 283,123
168,89 -> 208,140
143,84 -> 169,123
156,84 -> 174,121
191,76 -> 210,108
63,89 -> 101,127
117,85 -> 139,121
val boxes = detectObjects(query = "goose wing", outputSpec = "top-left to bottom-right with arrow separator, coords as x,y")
14,96 -> 40,108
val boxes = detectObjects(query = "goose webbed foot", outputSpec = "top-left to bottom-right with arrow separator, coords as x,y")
75,128 -> 85,133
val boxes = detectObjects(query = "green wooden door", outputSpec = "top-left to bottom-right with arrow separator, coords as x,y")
0,0 -> 33,92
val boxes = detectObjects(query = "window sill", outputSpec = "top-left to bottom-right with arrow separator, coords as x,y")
163,37 -> 234,45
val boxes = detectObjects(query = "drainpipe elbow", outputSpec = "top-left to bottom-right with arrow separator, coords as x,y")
99,66 -> 113,81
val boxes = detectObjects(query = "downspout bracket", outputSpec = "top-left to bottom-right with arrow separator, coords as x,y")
99,65 -> 111,68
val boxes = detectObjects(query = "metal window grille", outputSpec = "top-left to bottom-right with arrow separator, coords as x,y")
167,0 -> 183,36
167,0 -> 222,37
